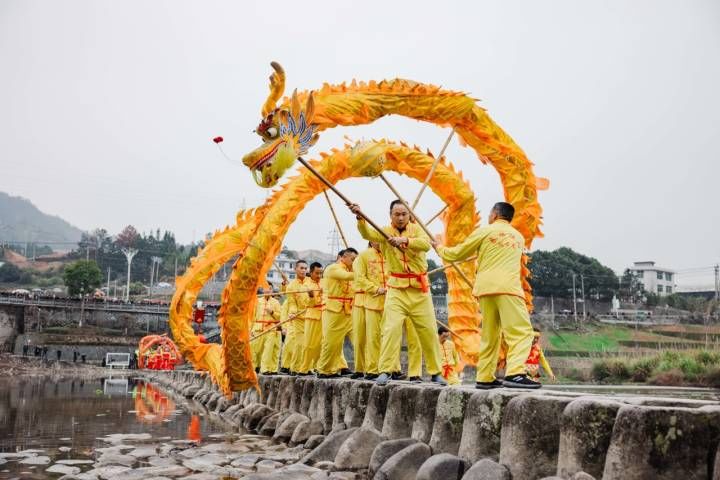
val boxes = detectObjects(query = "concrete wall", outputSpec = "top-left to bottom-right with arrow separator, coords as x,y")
145,371 -> 720,480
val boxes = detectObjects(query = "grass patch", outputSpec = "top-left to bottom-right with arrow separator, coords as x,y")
548,326 -> 632,352
590,349 -> 720,386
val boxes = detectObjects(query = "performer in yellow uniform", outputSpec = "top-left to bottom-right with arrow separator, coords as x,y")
281,260 -> 312,374
353,242 -> 385,379
438,326 -> 461,385
435,201 -> 539,389
299,262 -> 325,374
316,248 -> 358,377
254,289 -> 282,374
278,295 -> 292,371
351,249 -> 368,379
349,200 -> 446,386
251,287 -> 268,371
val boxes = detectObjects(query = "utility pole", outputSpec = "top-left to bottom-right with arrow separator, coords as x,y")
572,273 -> 578,327
174,255 -> 178,279
106,267 -> 111,303
580,274 -> 587,321
121,248 -> 138,302
149,256 -> 162,298
715,264 -> 720,301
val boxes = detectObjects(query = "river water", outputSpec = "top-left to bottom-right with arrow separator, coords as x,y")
0,375 -> 241,479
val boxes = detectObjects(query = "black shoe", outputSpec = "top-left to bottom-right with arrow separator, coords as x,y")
364,373 -> 379,380
255,367 -> 260,373
279,368 -> 290,374
430,374 -> 448,386
350,372 -> 364,379
317,373 -> 341,379
391,372 -> 407,380
408,376 -> 423,383
339,368 -> 353,377
261,371 -> 277,376
502,374 -> 542,389
289,371 -> 298,376
476,380 -> 503,390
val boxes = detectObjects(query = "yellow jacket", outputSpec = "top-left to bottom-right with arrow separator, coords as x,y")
253,296 -> 281,332
437,219 -> 525,299
305,277 -> 325,320
285,277 -> 312,316
323,262 -> 355,314
357,220 -> 431,291
440,337 -> 460,368
354,247 -> 387,311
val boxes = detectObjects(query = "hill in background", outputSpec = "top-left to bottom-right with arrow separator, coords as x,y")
0,192 -> 84,247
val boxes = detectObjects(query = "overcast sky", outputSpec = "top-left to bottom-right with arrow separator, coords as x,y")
1,1 -> 719,287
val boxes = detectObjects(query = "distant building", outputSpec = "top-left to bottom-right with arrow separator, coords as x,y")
630,261 -> 675,296
266,252 -> 297,287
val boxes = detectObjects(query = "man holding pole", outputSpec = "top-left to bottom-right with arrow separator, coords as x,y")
348,200 -> 447,386
281,260 -> 313,374
252,287 -> 281,373
316,248 -> 358,378
299,262 -> 325,374
434,201 -> 540,389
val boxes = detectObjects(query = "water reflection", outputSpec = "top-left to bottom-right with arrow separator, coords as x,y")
0,377 -> 229,454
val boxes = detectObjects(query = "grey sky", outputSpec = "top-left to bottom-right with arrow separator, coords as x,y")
1,1 -> 719,288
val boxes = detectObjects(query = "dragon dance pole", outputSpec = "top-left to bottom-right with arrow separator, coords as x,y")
249,309 -> 308,342
257,288 -> 322,298
376,173 -> 475,290
411,129 -> 455,210
428,255 -> 477,276
322,190 -> 349,249
426,205 -> 448,227
297,157 -> 393,242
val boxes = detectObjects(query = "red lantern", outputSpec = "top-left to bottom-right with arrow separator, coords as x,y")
193,308 -> 205,324
212,136 -> 224,144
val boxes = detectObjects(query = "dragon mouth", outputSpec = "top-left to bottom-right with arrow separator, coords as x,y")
251,142 -> 283,171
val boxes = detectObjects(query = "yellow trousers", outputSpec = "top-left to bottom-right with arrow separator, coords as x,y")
280,326 -> 295,370
364,308 -> 383,375
317,310 -> 352,375
299,318 -> 323,373
476,294 -> 534,382
251,328 -> 263,369
392,319 -> 422,376
259,331 -> 281,373
379,288 -> 441,376
444,370 -> 461,385
352,305 -> 366,373
290,318 -> 306,372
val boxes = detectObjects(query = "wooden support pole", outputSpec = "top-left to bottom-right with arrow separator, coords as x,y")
249,309 -> 307,342
411,129 -> 455,210
376,173 -> 475,289
322,190 -> 349,249
426,205 -> 448,227
428,256 -> 477,276
297,157 -> 391,241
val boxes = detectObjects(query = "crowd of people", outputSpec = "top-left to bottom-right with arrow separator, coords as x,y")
250,200 -> 553,389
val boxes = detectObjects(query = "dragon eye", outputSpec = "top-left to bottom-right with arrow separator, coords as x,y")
267,127 -> 278,138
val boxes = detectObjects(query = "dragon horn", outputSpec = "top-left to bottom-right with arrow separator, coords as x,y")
290,89 -> 301,120
261,61 -> 286,117
305,92 -> 315,124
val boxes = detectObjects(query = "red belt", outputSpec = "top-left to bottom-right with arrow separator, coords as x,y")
328,296 -> 353,301
443,364 -> 454,379
390,272 -> 429,293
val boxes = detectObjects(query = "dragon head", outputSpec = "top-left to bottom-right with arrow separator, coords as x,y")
242,62 -> 319,187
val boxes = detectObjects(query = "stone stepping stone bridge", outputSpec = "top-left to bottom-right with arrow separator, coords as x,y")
145,371 -> 720,480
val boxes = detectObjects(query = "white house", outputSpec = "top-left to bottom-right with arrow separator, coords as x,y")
630,261 -> 676,296
266,252 -> 297,288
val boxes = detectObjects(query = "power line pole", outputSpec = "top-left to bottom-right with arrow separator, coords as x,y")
580,274 -> 587,321
572,272 -> 578,327
121,248 -> 138,302
715,264 -> 719,301
106,267 -> 111,303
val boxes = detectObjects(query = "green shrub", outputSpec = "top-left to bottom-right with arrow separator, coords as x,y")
695,350 -> 720,367
657,351 -> 682,372
564,368 -> 588,382
678,357 -> 705,381
591,361 -> 612,382
630,357 -> 658,382
607,360 -> 631,380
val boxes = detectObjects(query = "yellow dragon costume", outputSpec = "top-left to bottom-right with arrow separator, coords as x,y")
169,62 -> 547,394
